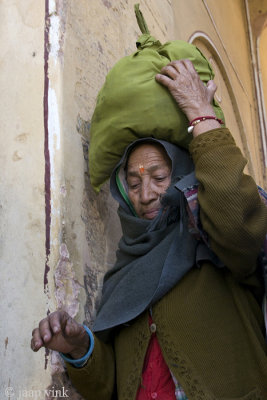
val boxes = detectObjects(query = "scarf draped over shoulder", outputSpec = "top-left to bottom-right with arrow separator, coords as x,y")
93,138 -> 222,341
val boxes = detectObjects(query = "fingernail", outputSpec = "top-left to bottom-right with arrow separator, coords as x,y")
43,335 -> 49,341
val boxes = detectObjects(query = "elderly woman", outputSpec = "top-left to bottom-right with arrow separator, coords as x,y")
31,60 -> 267,400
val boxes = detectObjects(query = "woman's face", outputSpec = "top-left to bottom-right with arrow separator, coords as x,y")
126,143 -> 171,219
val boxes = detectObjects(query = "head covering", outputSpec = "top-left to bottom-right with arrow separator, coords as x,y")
93,138 -> 220,341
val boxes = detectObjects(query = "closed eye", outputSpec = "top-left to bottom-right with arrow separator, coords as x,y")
154,176 -> 168,182
128,182 -> 141,190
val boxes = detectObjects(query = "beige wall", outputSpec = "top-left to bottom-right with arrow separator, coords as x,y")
0,0 -> 52,396
1,0 -> 266,398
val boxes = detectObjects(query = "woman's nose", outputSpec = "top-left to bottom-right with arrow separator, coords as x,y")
140,182 -> 157,204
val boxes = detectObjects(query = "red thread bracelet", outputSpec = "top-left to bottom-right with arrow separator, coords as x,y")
188,116 -> 224,133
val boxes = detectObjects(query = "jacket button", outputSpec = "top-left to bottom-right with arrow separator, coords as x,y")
150,323 -> 157,333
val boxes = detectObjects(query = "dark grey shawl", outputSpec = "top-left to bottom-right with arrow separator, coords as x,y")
93,138 -> 221,341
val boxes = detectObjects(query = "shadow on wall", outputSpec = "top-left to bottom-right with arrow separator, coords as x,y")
47,115 -> 122,400
76,113 -> 122,329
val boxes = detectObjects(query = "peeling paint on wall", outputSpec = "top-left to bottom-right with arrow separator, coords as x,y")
44,0 -> 63,293
54,243 -> 82,318
43,0 -> 63,371
48,243 -> 82,374
48,88 -> 61,186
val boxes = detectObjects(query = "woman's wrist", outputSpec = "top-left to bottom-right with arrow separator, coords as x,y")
68,327 -> 90,359
185,104 -> 216,122
60,325 -> 94,367
191,119 -> 222,137
185,104 -> 222,137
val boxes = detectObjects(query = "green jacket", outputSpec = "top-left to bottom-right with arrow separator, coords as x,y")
67,129 -> 267,400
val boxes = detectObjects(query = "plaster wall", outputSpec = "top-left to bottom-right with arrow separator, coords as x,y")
0,0 -> 52,396
1,0 -> 266,399
0,0 -> 176,398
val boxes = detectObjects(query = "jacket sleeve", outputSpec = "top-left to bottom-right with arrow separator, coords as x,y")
65,334 -> 115,400
189,128 -> 267,281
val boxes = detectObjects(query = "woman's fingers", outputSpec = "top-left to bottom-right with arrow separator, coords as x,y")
206,80 -> 217,103
31,327 -> 44,351
155,72 -> 173,88
155,59 -> 217,120
160,64 -> 179,79
30,311 -> 87,355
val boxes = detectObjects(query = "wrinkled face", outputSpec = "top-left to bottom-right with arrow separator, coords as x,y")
126,143 -> 172,219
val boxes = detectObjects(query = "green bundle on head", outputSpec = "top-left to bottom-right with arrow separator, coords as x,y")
89,4 -> 224,192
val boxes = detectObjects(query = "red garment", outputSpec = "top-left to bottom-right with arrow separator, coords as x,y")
136,315 -> 175,400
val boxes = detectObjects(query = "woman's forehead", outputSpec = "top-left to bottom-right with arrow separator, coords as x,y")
127,143 -> 171,169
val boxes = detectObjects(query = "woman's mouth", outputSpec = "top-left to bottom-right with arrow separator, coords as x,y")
143,208 -> 160,220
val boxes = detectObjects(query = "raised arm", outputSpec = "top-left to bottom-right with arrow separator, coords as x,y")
156,59 -> 267,279
189,128 -> 267,279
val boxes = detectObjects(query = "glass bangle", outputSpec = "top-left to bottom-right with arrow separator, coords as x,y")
60,325 -> 94,365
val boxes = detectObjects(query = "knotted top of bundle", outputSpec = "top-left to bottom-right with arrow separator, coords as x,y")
89,4 -> 224,192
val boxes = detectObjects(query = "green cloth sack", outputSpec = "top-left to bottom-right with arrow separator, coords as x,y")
89,5 -> 225,192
